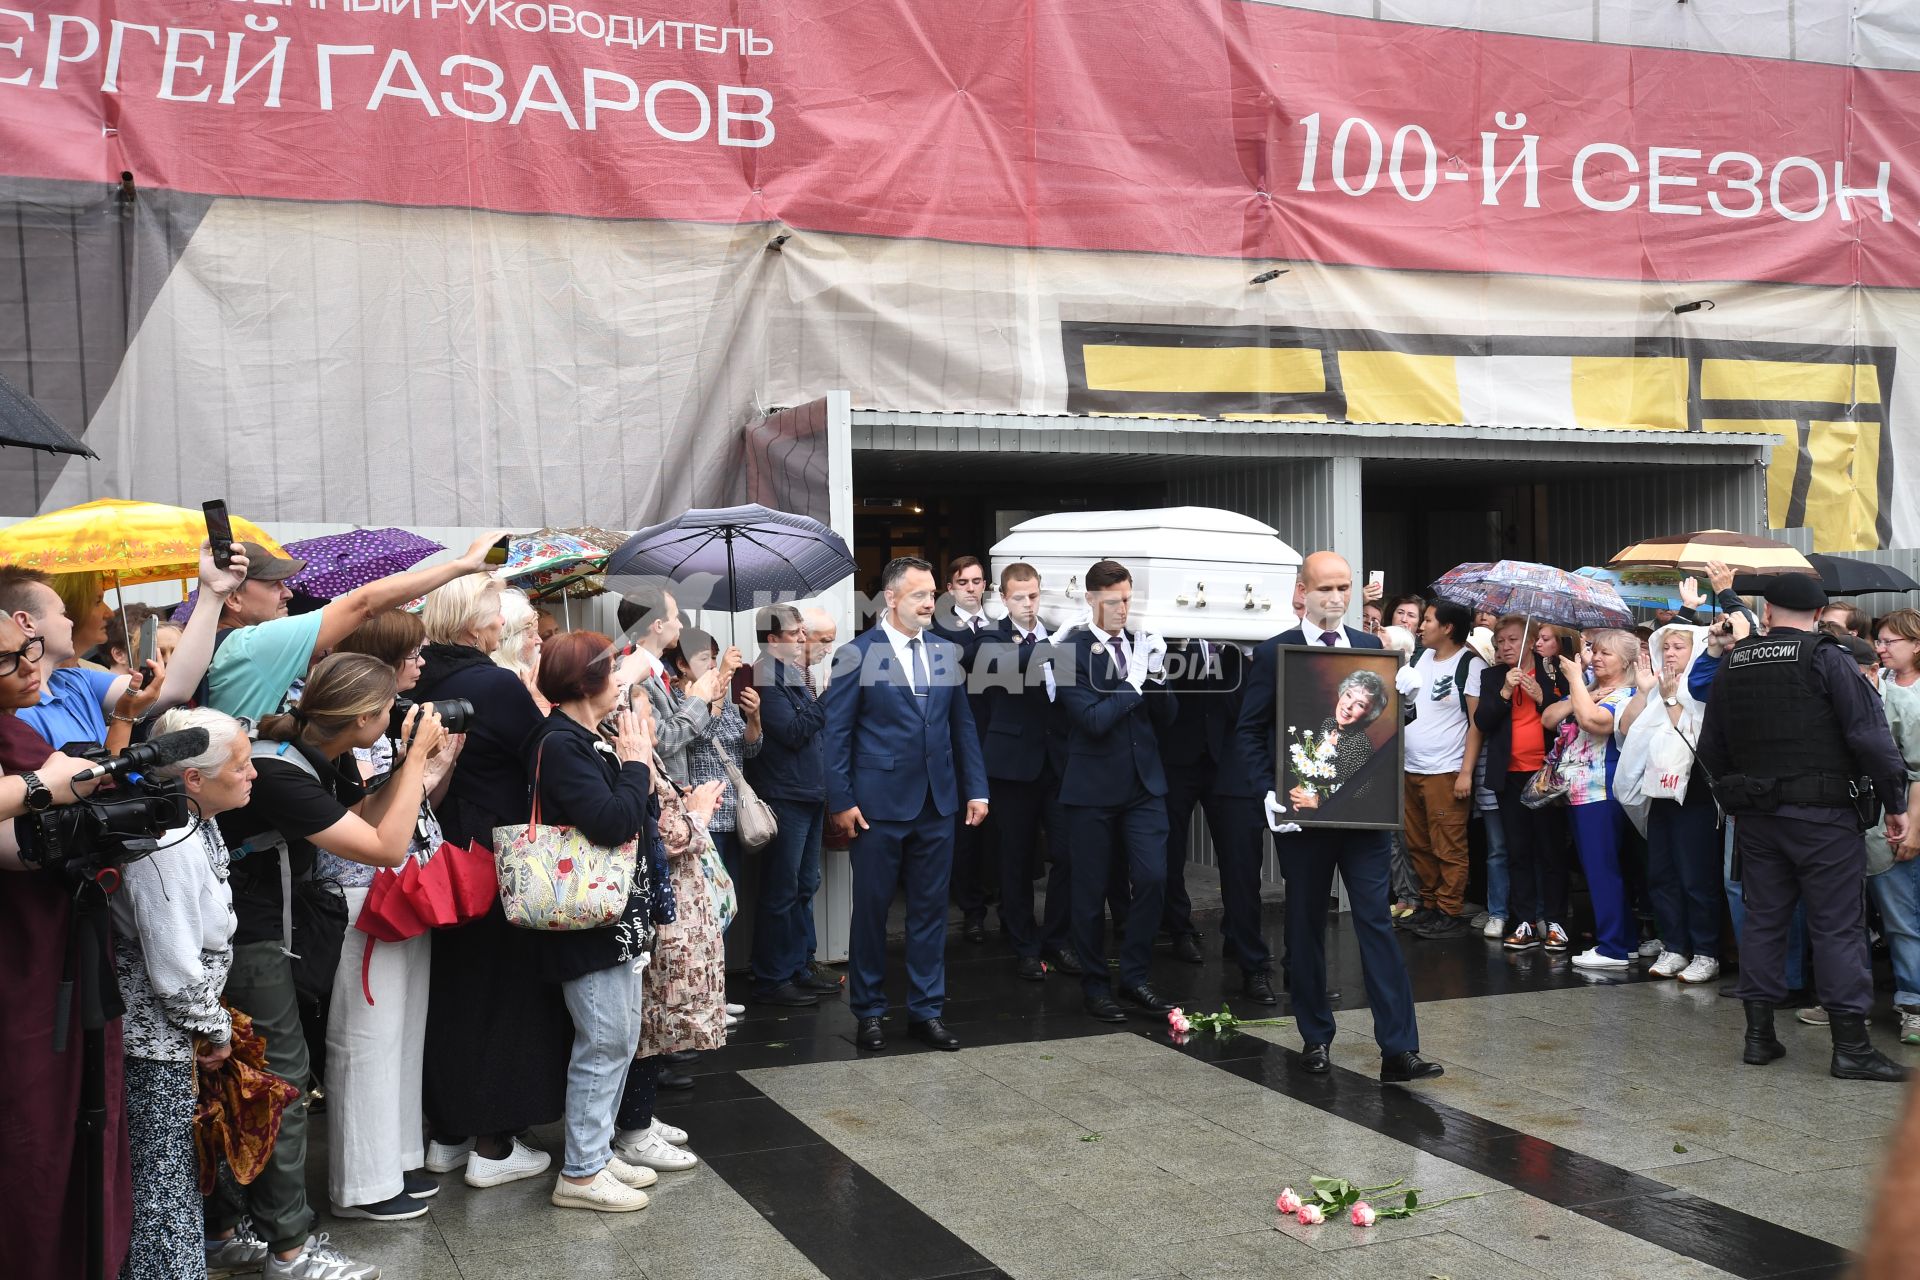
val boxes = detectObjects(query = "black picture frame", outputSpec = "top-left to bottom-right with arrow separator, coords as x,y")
1273,644 -> 1405,831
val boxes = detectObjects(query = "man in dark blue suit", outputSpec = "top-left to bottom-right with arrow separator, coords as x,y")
932,555 -> 998,943
1235,551 -> 1443,1084
1057,559 -> 1182,1023
822,556 -> 989,1052
1160,637 -> 1278,1004
975,562 -> 1080,982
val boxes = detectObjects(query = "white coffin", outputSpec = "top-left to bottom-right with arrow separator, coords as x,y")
989,507 -> 1302,643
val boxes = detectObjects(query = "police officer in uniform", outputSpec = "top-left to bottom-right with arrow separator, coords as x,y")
1698,573 -> 1911,1082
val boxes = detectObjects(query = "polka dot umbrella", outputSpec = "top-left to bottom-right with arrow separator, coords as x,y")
283,528 -> 445,601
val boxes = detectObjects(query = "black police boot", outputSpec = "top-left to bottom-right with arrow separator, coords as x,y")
1829,1012 -> 1910,1082
1742,1000 -> 1785,1066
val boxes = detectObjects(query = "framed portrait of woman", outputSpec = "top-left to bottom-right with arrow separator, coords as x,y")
1274,646 -> 1405,830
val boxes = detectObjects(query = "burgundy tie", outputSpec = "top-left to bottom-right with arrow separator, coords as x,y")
1319,632 -> 1338,646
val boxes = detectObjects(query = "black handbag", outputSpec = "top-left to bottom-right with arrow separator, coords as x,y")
289,875 -> 349,1004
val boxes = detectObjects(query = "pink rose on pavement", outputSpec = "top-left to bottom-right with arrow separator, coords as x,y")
1167,1007 -> 1191,1035
1275,1188 -> 1303,1215
1296,1203 -> 1325,1226
1350,1202 -> 1377,1227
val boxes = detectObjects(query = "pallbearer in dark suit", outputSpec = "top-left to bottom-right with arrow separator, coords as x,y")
934,555 -> 997,943
822,557 -> 989,1053
976,563 -> 1079,982
1057,559 -> 1182,1023
1160,637 -> 1278,1004
1236,551 -> 1443,1084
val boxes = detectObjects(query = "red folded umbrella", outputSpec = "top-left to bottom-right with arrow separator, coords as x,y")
352,842 -> 498,1004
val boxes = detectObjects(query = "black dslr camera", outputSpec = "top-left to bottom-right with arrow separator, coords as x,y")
387,696 -> 476,742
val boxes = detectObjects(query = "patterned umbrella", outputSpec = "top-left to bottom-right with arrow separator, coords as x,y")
606,504 -> 855,613
1431,559 -> 1633,629
284,528 -> 444,601
513,526 -> 623,600
1574,566 -> 1688,613
1609,529 -> 1816,577
502,531 -> 603,583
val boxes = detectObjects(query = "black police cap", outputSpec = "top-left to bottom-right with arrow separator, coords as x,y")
1762,573 -> 1828,612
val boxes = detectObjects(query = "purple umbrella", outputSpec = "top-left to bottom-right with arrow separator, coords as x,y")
606,505 -> 855,613
285,528 -> 444,600
170,527 -> 443,621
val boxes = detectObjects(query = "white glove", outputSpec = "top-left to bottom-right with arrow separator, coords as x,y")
1124,657 -> 1149,692
1394,665 -> 1421,698
1141,630 -> 1169,677
1262,791 -> 1301,835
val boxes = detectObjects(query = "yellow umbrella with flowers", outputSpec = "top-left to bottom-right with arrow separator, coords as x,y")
0,498 -> 285,585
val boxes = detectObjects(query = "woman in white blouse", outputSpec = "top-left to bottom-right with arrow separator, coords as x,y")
111,707 -> 258,1280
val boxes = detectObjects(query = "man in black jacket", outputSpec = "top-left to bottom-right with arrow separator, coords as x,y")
1157,637 -> 1276,1003
1236,551 -> 1440,1084
974,564 -> 1078,980
934,555 -> 997,942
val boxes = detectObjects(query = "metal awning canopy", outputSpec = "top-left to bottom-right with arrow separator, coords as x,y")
849,410 -> 1776,474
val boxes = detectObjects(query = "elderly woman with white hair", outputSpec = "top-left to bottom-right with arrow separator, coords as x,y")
493,587 -> 548,712
413,574 -> 574,1193
1544,628 -> 1640,971
111,706 -> 257,1280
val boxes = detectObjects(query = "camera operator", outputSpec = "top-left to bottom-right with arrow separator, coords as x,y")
108,708 -> 257,1278
0,609 -> 136,1280
0,541 -> 249,756
211,654 -> 446,1280
324,611 -> 466,1221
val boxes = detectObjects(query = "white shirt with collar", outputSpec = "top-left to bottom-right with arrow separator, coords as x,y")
875,615 -> 985,803
953,605 -> 989,634
1088,623 -> 1164,681
1010,618 -> 1057,701
1300,617 -> 1352,648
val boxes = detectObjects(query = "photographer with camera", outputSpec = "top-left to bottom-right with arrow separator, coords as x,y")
212,654 -> 447,1280
0,610 -> 138,1280
413,574 -> 572,1193
107,707 -> 256,1278
324,611 -> 467,1223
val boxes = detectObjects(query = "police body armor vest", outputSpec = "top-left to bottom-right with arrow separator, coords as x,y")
1715,629 -> 1856,811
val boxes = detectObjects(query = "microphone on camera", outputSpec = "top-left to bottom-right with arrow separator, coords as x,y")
71,727 -> 212,785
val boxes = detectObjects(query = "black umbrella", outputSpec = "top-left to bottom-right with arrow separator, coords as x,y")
1734,553 -> 1920,598
0,371 -> 97,457
605,504 -> 856,615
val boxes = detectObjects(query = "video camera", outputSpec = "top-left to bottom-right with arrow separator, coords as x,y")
387,696 -> 475,742
16,736 -> 197,883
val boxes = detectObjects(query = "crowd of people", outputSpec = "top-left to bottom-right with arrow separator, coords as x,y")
2,527 -> 1915,1280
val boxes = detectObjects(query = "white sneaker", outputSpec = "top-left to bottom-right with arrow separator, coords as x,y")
422,1139 -> 472,1174
1571,948 -> 1629,971
1482,916 -> 1506,939
723,1013 -> 741,1029
1648,951 -> 1688,979
614,1127 -> 699,1171
606,1156 -> 659,1190
464,1139 -> 551,1189
1677,956 -> 1721,984
1638,937 -> 1665,959
724,1002 -> 745,1017
650,1117 -> 689,1147
206,1218 -> 271,1276
264,1232 -> 380,1279
550,1169 -> 649,1213
1900,1006 -> 1920,1045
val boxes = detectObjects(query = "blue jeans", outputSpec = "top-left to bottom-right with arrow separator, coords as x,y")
1869,857 -> 1920,1009
558,963 -> 646,1178
797,804 -> 825,964
1479,805 -> 1509,920
751,798 -> 826,991
1724,820 -> 1805,989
